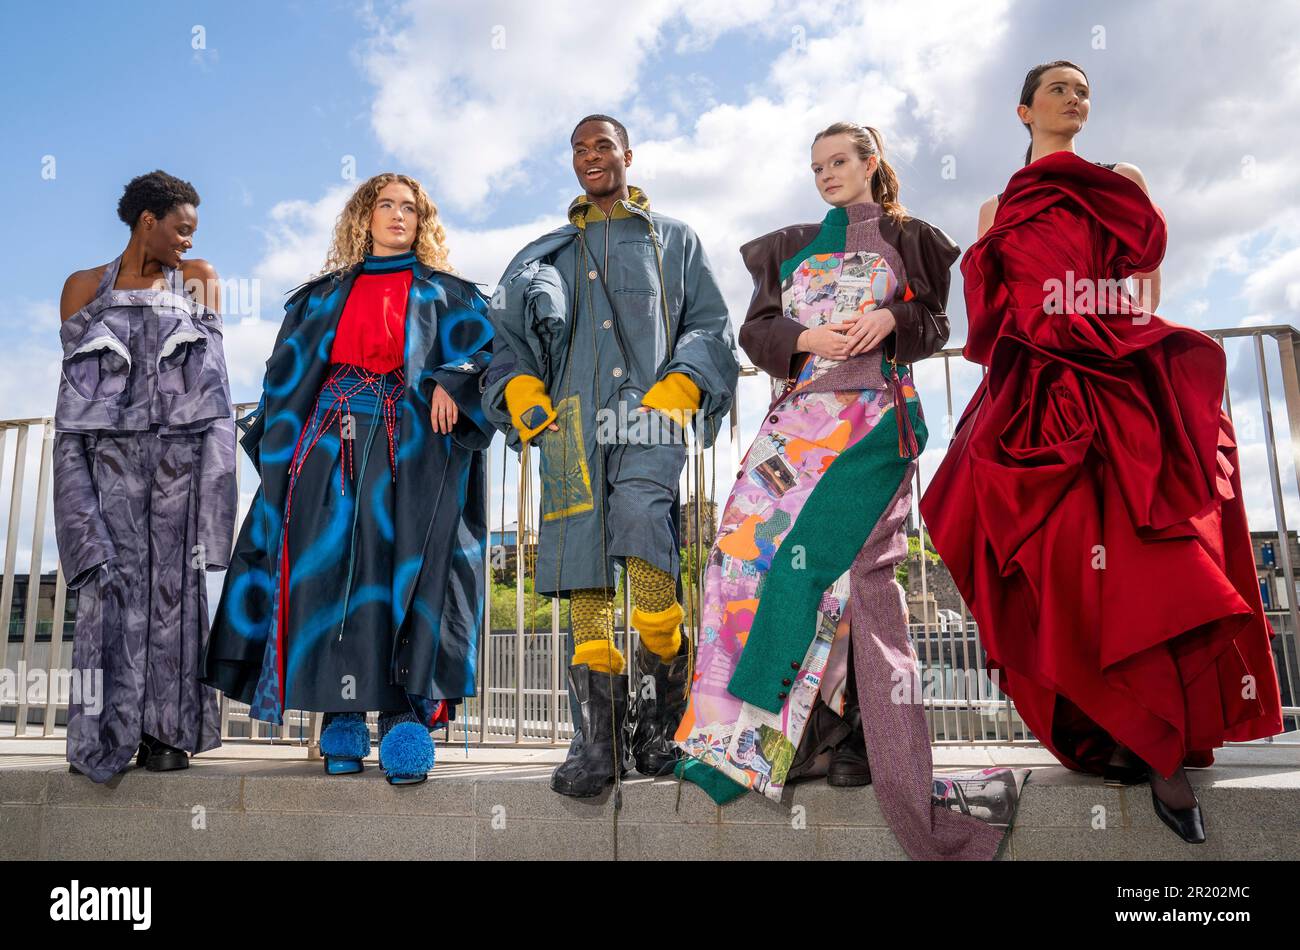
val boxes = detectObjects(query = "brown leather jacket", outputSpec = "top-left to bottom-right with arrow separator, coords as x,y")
736,211 -> 958,381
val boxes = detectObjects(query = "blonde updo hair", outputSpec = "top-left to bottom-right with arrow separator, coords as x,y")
812,122 -> 908,222
320,172 -> 452,275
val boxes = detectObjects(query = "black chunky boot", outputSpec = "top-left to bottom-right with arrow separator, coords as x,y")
786,698 -> 853,784
827,659 -> 871,788
550,664 -> 631,798
141,733 -> 189,772
630,637 -> 692,777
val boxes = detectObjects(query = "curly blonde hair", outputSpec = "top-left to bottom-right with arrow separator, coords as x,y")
320,172 -> 452,274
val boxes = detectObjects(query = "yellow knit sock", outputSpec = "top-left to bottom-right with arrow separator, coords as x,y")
571,587 -> 623,674
627,557 -> 683,661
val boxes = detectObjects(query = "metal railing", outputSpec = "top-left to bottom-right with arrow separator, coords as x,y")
4,325 -> 1298,747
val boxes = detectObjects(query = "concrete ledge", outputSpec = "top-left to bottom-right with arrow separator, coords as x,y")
1,746 -> 1296,860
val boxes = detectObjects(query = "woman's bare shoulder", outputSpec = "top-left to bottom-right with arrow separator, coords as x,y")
1111,162 -> 1150,194
59,265 -> 109,321
976,195 -> 999,239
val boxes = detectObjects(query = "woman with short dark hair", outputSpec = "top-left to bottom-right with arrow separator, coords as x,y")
54,169 -> 236,780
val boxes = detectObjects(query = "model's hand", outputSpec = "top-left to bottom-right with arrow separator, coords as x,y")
429,384 -> 459,434
843,308 -> 896,356
797,324 -> 852,361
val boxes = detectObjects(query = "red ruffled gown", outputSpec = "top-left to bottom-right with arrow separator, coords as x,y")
920,151 -> 1283,778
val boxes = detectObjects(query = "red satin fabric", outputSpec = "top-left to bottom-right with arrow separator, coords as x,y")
328,270 -> 410,373
921,151 -> 1283,778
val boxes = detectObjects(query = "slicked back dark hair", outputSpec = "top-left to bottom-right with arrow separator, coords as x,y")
1018,60 -> 1088,165
570,114 -> 629,150
116,170 -> 201,229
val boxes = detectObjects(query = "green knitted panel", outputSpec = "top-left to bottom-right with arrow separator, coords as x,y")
675,757 -> 750,804
778,213 -> 848,284
727,402 -> 928,713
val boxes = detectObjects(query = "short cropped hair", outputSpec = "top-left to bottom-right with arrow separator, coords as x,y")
570,114 -> 629,150
116,170 -> 201,229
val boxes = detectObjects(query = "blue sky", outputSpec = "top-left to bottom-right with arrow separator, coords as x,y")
3,0 -> 1300,572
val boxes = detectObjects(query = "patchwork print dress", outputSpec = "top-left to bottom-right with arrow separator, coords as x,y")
675,202 -> 1012,861
676,203 -> 912,798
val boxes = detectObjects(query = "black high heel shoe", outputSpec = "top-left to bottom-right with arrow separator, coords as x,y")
1151,782 -> 1206,844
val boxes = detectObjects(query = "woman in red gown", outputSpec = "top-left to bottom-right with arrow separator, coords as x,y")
921,61 -> 1284,844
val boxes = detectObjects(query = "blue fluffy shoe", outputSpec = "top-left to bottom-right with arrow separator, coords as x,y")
378,721 -> 435,786
319,712 -> 370,775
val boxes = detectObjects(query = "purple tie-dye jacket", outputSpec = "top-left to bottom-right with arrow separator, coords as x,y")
53,264 -> 237,587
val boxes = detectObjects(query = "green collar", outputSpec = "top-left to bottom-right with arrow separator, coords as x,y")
567,184 -> 651,228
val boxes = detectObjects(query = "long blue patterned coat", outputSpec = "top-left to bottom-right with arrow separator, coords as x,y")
202,261 -> 494,724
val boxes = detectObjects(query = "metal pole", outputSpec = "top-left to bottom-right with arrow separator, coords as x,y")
15,422 -> 54,735
514,444 -> 527,744
1,424 -> 28,676
1256,335 -> 1300,706
914,464 -> 940,740
479,436 -> 492,747
43,565 -> 67,736
551,595 -> 561,743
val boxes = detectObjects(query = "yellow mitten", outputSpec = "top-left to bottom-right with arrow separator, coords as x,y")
503,374 -> 557,443
641,372 -> 701,427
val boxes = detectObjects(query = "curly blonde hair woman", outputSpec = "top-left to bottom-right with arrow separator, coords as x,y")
207,169 -> 497,788
320,172 -> 453,274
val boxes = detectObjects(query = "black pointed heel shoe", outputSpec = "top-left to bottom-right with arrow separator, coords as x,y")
1151,785 -> 1206,844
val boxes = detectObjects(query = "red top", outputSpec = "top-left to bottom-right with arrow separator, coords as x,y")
328,270 -> 411,373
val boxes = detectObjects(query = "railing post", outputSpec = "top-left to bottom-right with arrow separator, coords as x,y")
1272,330 -> 1300,508
1,424 -> 28,676
514,444 -> 527,745
1257,335 -> 1300,708
43,565 -> 68,736
14,423 -> 54,735
551,595 -> 560,743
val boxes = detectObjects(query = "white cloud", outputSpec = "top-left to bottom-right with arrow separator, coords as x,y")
360,0 -> 685,214
0,299 -> 64,421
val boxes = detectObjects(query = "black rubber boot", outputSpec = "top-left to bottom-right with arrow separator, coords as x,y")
550,664 -> 631,798
630,637 -> 692,777
827,663 -> 871,787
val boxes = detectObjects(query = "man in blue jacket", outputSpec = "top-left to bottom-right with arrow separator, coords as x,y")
484,115 -> 739,798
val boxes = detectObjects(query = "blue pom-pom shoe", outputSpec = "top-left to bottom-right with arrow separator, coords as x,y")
378,721 -> 435,786
319,713 -> 371,775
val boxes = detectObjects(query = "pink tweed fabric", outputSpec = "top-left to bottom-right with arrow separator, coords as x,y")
849,464 -> 1005,860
